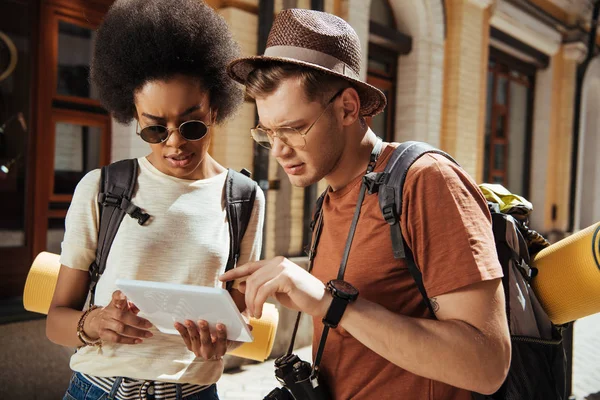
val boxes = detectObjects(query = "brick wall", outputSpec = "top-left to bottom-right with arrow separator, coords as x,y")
529,62 -> 554,233
546,48 -> 578,233
441,0 -> 491,177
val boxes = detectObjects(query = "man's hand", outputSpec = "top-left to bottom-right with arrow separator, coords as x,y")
219,256 -> 331,319
85,290 -> 153,344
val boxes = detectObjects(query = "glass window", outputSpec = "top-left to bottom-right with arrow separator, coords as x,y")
496,76 -> 508,105
493,144 -> 505,171
57,21 -> 98,99
484,56 -> 534,195
368,59 -> 390,74
370,100 -> 388,140
53,122 -> 102,195
496,114 -> 506,138
370,0 -> 395,28
507,82 -> 528,194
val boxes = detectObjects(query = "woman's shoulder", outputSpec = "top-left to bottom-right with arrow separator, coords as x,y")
74,169 -> 102,198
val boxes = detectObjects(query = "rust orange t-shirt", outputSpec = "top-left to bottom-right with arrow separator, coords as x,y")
311,144 -> 503,400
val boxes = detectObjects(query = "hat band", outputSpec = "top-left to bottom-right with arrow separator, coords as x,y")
264,45 -> 359,80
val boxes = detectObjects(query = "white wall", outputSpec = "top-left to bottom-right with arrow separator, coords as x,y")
110,119 -> 148,162
346,0 -> 446,145
576,56 -> 600,230
528,65 -> 554,232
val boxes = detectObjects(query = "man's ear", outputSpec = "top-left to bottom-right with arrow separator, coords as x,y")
340,87 -> 361,126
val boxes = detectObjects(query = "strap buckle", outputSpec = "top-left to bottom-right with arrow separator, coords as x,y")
362,172 -> 388,194
97,192 -> 121,207
120,198 -> 151,225
516,259 -> 538,281
382,204 -> 398,225
129,207 -> 150,225
89,261 -> 100,284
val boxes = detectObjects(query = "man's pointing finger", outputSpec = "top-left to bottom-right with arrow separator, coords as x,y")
219,260 -> 266,281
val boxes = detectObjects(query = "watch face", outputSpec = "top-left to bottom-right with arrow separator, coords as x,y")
330,279 -> 359,299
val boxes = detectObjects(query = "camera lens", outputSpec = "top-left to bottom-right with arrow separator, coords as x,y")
263,387 -> 294,400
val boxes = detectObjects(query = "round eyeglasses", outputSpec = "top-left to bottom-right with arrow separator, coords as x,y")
137,112 -> 212,144
250,88 -> 345,150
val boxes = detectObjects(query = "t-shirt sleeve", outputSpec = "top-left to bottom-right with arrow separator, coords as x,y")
401,154 -> 503,298
59,169 -> 101,271
232,186 -> 265,289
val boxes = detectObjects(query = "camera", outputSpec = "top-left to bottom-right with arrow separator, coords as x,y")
263,353 -> 329,400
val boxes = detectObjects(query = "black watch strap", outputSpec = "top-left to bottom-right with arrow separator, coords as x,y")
322,296 -> 348,329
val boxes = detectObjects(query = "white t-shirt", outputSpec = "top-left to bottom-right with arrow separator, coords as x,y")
60,156 -> 264,385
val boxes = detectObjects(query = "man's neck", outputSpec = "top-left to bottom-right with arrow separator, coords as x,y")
326,127 -> 380,191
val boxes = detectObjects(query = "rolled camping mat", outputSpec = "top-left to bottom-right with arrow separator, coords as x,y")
531,222 -> 600,325
228,303 -> 279,362
23,252 -> 279,361
23,251 -> 61,314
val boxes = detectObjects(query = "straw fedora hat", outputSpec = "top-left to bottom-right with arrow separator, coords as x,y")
227,9 -> 387,117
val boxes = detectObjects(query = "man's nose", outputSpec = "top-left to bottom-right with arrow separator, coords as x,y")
270,136 -> 292,158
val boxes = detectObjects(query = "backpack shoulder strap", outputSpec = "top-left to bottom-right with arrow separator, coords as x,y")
224,168 -> 258,291
377,141 -> 458,316
89,159 -> 149,306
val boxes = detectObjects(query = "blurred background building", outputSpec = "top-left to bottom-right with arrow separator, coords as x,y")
0,0 -> 599,399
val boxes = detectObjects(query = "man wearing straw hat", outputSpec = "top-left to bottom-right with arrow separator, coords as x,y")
221,9 -> 510,400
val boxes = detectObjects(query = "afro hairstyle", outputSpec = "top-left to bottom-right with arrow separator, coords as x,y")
90,0 -> 242,124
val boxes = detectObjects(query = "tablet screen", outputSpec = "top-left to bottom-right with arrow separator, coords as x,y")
115,279 -> 253,342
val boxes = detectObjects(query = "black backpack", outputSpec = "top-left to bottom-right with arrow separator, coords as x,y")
87,159 -> 257,306
312,141 -> 567,400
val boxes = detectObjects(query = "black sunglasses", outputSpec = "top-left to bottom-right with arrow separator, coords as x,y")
137,116 -> 212,144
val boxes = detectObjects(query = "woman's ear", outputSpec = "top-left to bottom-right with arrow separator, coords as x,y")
340,88 -> 361,126
133,112 -> 141,131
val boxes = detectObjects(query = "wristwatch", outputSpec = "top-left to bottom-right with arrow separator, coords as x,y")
322,279 -> 359,329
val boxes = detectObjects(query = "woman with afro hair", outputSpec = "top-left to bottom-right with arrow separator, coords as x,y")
46,1 -> 264,399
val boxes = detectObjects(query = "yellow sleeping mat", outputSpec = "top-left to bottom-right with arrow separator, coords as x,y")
23,252 -> 278,361
531,222 -> 600,325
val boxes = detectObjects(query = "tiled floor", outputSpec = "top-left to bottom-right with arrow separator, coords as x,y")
218,314 -> 600,399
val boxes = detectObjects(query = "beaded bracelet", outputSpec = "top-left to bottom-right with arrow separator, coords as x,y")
76,305 -> 102,347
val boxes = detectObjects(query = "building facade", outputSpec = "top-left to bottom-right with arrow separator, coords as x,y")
204,0 -> 600,262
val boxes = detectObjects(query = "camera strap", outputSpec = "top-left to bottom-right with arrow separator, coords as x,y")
283,138 -> 383,380
285,205 -> 325,356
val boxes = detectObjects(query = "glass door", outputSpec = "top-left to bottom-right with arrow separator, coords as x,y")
0,0 -> 36,299
33,8 -> 111,260
484,56 -> 535,197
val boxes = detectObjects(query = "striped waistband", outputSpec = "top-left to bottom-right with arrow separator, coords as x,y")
80,373 -> 211,400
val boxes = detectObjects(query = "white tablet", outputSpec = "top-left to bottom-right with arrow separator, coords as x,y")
115,279 -> 253,342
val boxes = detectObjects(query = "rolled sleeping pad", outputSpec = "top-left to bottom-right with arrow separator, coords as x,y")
23,252 -> 279,361
531,222 -> 600,325
23,252 -> 61,315
228,303 -> 279,361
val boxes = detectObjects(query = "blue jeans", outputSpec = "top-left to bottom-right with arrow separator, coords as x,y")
63,372 -> 219,400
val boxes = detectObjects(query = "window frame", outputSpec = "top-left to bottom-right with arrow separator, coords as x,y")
485,50 -> 536,198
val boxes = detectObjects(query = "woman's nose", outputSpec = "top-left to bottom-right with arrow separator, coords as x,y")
164,126 -> 186,147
